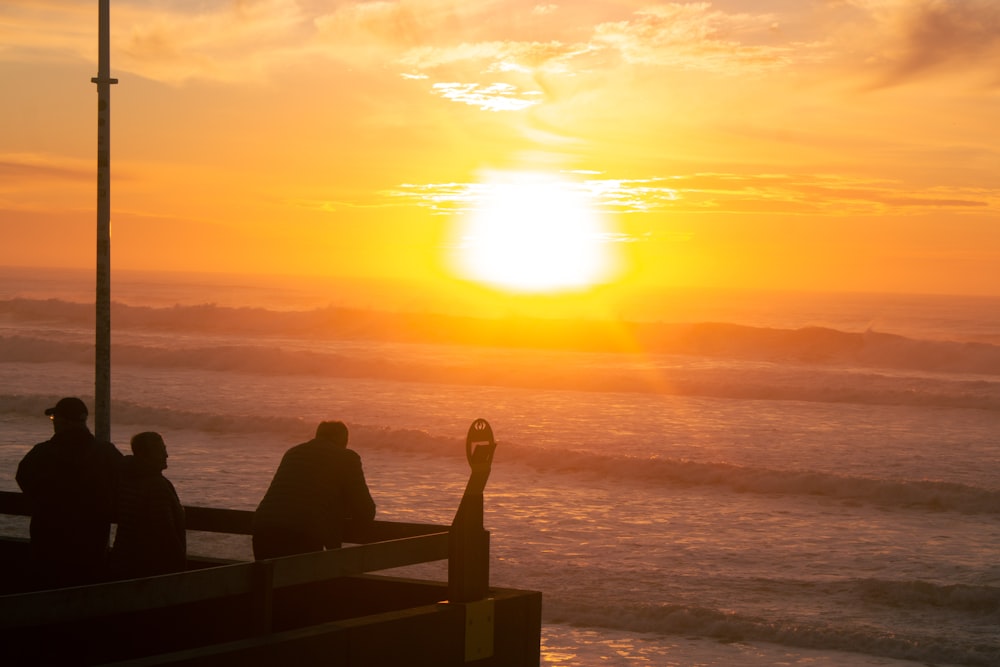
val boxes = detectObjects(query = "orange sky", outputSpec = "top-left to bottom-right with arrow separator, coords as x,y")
2,0 -> 999,305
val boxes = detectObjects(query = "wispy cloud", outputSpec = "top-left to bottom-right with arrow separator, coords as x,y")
0,153 -> 92,210
115,0 -> 312,84
1,1 -> 994,99
841,0 -> 1000,87
387,2 -> 827,114
1,0 -> 317,84
887,0 -> 1000,86
0,153 -> 91,182
0,1 -> 93,62
397,40 -> 581,72
373,172 -> 996,218
431,82 -> 543,111
313,0 -> 491,50
591,3 -> 820,73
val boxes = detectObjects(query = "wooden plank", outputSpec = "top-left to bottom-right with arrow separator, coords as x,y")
100,599 -> 466,667
355,520 -> 451,542
1,491 -> 447,541
0,532 -> 449,627
0,562 -> 255,627
1,491 -> 451,629
271,533 -> 450,588
100,587 -> 542,667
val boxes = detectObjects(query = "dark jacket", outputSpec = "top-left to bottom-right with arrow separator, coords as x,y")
16,427 -> 123,587
110,455 -> 186,578
253,438 -> 376,556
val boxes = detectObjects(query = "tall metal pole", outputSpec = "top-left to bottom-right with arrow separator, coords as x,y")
92,0 -> 117,442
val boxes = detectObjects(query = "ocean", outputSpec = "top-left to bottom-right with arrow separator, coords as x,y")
1,265 -> 998,666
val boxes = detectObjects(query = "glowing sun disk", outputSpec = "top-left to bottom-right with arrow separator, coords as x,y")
453,175 -> 616,293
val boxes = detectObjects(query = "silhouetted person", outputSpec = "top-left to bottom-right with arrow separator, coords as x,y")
253,421 -> 376,559
110,432 -> 186,578
15,397 -> 123,588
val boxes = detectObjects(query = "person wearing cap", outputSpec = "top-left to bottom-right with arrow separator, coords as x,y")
110,432 -> 186,579
252,421 -> 376,559
16,397 -> 124,588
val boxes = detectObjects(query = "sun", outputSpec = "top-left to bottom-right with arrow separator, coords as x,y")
450,173 -> 618,293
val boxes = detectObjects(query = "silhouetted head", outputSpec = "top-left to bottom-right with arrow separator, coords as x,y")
45,396 -> 88,421
131,431 -> 168,471
45,397 -> 89,433
316,421 -> 348,447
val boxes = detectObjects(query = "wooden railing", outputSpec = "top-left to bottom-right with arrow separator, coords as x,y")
0,490 -> 451,628
0,418 -> 499,633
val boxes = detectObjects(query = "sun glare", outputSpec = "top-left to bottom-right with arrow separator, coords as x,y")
451,173 -> 618,293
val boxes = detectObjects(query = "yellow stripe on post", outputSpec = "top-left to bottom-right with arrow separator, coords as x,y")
464,598 -> 495,662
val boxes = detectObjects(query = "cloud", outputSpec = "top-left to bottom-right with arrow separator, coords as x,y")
116,0 -> 312,84
0,1 -> 831,100
0,153 -> 92,211
431,82 -> 543,111
0,1 -> 93,62
0,154 -> 91,183
398,39 -> 580,72
590,3 -> 818,73
0,0 -> 317,84
395,3 -> 825,81
313,0 -> 500,60
376,171 -> 997,218
888,0 -> 1000,84
386,2 -> 827,116
667,173 -> 995,215
843,0 -> 1000,87
3,0 -> 991,104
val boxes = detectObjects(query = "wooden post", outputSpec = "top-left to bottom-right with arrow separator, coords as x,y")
250,559 -> 274,635
91,0 -> 117,442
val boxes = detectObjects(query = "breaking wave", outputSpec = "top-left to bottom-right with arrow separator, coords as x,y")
3,393 -> 997,515
2,332 -> 1000,412
3,298 -> 1000,377
546,579 -> 1000,667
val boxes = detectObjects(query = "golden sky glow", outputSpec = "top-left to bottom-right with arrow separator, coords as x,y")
1,0 -> 999,305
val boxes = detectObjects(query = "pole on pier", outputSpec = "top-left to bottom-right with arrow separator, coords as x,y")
92,0 -> 117,443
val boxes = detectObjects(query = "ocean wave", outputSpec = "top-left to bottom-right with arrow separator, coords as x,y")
3,332 -> 1000,412
3,298 -> 1000,377
0,393 -> 311,436
855,578 -> 1000,615
2,393 -> 998,514
460,439 -> 1000,515
544,594 -> 1000,667
351,427 -> 1000,515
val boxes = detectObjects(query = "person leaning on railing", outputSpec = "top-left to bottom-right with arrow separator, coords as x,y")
252,421 -> 376,559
